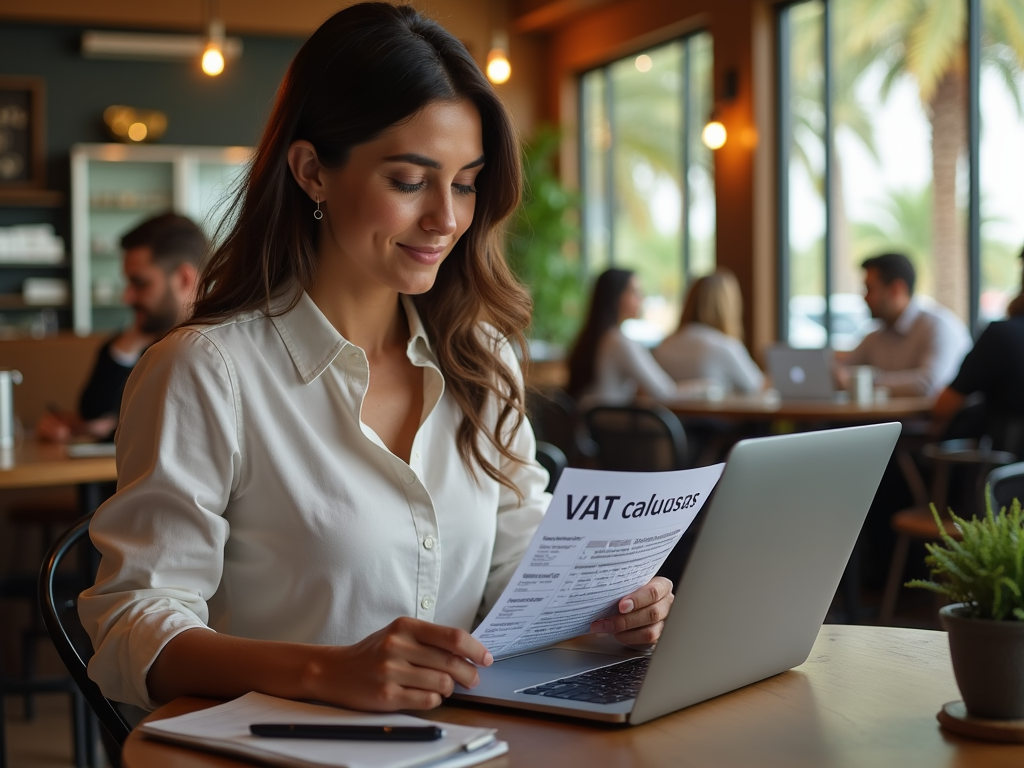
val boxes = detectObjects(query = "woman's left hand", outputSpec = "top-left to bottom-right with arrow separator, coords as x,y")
589,577 -> 674,648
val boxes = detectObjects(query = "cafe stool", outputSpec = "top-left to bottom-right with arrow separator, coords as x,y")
3,502 -> 79,719
880,440 -> 1016,625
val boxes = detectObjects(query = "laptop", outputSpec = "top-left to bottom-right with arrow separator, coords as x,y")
453,422 -> 900,724
766,345 -> 837,400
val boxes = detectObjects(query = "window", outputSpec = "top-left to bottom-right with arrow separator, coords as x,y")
581,32 -> 716,344
778,0 -> 1024,348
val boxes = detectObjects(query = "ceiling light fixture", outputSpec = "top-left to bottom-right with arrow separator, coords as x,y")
81,0 -> 240,73
202,18 -> 226,76
702,69 -> 738,151
486,31 -> 511,85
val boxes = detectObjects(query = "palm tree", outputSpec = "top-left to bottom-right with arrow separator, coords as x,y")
851,185 -> 934,292
844,0 -> 1024,320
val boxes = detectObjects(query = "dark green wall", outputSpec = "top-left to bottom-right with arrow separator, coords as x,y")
0,22 -> 304,323
0,22 -> 304,190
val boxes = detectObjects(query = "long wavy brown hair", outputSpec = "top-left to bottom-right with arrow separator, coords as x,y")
191,3 -> 531,494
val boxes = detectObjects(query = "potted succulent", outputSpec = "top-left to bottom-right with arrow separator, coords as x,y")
907,497 -> 1024,720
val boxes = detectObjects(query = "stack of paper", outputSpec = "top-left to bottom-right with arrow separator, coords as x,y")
140,692 -> 507,768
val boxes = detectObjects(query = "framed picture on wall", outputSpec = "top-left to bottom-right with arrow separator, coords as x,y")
0,77 -> 46,189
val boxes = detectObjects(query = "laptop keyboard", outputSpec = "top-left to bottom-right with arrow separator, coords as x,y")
519,656 -> 650,705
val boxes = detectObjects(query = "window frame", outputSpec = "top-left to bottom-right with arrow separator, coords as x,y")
775,0 -> 986,345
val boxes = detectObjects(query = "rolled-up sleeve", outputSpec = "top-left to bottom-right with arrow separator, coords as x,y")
480,341 -> 550,617
79,329 -> 242,710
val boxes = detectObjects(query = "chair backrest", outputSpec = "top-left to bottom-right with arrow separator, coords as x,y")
535,441 -> 567,493
987,461 -> 1024,513
583,405 -> 688,472
526,388 -> 580,461
38,514 -> 132,748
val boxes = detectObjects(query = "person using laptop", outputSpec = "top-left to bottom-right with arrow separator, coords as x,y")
35,213 -> 205,443
835,252 -> 970,398
79,3 -> 672,722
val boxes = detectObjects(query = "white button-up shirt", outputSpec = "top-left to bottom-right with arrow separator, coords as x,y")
844,298 -> 972,397
79,291 -> 549,710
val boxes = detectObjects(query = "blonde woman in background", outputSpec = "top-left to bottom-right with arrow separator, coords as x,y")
654,269 -> 764,396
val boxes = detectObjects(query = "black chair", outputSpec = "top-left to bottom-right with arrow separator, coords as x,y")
987,461 -> 1024,513
526,388 -> 592,464
583,405 -> 688,472
582,405 -> 692,586
39,513 -> 131,766
535,441 -> 567,493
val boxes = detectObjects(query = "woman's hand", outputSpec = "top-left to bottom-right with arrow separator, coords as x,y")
310,617 -> 493,711
589,577 -> 674,648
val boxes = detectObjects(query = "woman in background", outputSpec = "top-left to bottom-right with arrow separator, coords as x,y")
567,268 -> 678,406
654,269 -> 764,395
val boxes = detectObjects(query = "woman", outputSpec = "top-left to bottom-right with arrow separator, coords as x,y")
79,4 -> 671,717
567,268 -> 678,406
654,269 -> 764,395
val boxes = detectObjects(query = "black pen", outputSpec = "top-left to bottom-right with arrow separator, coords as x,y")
249,723 -> 445,741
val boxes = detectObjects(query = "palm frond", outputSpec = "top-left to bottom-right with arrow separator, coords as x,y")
905,0 -> 966,103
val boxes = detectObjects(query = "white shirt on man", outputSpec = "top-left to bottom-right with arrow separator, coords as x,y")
843,297 -> 971,397
79,290 -> 549,711
654,323 -> 765,395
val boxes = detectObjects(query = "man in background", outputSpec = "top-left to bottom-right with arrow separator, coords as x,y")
837,252 -> 971,398
932,243 -> 1024,446
36,213 -> 206,441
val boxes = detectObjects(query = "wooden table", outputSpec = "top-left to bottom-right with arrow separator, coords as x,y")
660,394 -> 933,424
0,440 -> 117,490
123,625 -> 1024,768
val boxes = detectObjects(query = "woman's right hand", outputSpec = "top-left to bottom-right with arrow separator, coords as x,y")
307,617 -> 493,711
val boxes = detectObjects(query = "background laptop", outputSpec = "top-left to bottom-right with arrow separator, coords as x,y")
766,345 -> 837,400
453,422 -> 901,724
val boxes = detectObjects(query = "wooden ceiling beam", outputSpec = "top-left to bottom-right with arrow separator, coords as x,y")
512,0 -> 617,34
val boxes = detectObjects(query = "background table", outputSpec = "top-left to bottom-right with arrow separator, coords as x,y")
0,440 -> 117,490
123,625 -> 1024,768
660,394 -> 933,424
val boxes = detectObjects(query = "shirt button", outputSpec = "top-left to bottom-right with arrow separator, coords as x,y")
414,451 -> 421,460
423,536 -> 435,550
421,597 -> 433,610
403,472 -> 416,484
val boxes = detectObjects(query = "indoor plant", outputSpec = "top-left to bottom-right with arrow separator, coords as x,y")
505,127 -> 582,353
907,497 -> 1024,720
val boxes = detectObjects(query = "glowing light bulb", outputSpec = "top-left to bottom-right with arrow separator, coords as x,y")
635,54 -> 652,73
202,43 -> 225,76
702,120 -> 727,150
486,51 -> 511,85
127,122 -> 148,142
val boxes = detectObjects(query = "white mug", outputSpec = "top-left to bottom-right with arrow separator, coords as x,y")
850,365 -> 875,406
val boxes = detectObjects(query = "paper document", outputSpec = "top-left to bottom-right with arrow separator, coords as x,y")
140,691 -> 507,768
475,464 -> 723,658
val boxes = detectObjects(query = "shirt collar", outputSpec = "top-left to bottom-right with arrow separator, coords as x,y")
270,289 -> 436,384
891,298 -> 922,335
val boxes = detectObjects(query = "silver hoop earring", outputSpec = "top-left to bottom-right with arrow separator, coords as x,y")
313,196 -> 323,220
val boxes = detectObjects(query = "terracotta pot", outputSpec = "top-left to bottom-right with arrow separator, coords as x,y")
940,603 -> 1024,720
